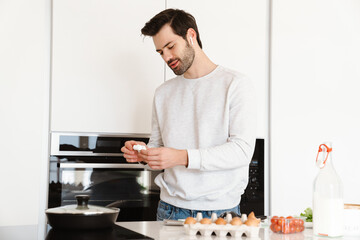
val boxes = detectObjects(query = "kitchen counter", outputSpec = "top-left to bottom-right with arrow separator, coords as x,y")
116,221 -> 359,240
0,225 -> 38,240
1,222 -> 358,240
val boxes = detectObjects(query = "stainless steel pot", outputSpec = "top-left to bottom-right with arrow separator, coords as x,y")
46,195 -> 120,229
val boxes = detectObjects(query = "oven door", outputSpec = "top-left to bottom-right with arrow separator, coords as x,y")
49,161 -> 162,221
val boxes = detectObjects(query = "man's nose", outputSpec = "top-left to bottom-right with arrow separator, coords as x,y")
162,50 -> 173,63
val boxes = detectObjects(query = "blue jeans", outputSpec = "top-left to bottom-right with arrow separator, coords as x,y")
156,200 -> 241,221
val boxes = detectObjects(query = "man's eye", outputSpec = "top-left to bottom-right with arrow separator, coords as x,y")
168,45 -> 174,49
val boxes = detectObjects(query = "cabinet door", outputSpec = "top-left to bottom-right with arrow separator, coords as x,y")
51,0 -> 165,133
271,0 -> 360,215
166,0 -> 269,139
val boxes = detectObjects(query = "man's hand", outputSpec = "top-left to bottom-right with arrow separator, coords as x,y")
121,140 -> 147,163
138,147 -> 188,170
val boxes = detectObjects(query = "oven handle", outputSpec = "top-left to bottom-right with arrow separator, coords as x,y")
59,163 -> 152,170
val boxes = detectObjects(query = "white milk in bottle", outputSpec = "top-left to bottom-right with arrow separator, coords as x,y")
313,142 -> 344,237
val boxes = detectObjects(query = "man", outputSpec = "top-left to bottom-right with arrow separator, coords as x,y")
121,9 -> 256,220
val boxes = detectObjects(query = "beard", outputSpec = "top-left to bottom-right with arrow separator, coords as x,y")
168,42 -> 195,75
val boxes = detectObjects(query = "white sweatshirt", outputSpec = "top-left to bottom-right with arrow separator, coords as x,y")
147,65 -> 257,210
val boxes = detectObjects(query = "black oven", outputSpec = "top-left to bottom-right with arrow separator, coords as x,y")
240,138 -> 265,216
48,132 -> 162,221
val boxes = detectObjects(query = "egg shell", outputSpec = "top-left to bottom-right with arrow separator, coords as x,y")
248,211 -> 256,219
200,218 -> 212,224
215,218 -> 227,225
245,218 -> 260,226
184,217 -> 197,224
230,217 -> 243,226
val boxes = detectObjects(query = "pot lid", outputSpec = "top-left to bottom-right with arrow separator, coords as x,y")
46,195 -> 119,215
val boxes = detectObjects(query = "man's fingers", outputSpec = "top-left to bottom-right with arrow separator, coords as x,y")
124,154 -> 142,163
123,153 -> 138,159
141,148 -> 161,156
124,141 -> 137,150
121,146 -> 134,154
148,161 -> 161,169
139,154 -> 159,161
127,159 -> 141,163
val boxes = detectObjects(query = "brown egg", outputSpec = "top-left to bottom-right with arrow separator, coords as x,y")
248,211 -> 256,219
230,217 -> 243,226
184,217 -> 197,224
200,218 -> 212,224
215,217 -> 227,225
245,218 -> 261,227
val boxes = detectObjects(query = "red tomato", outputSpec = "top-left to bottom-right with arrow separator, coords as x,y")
290,225 -> 295,233
274,224 -> 281,232
289,219 -> 295,227
270,223 -> 275,231
299,219 -> 304,226
295,226 -> 301,232
286,216 -> 293,219
278,216 -> 285,226
292,218 -> 300,226
300,225 -> 305,231
271,216 -> 278,224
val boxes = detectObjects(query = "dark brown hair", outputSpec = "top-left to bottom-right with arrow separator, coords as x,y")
141,9 -> 203,49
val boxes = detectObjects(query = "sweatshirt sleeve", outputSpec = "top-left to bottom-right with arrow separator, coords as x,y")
147,96 -> 164,148
187,76 -> 257,171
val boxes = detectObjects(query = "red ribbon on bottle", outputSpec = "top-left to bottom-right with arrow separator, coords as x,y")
316,144 -> 332,169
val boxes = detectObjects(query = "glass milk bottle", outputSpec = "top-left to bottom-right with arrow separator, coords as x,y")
313,142 -> 344,237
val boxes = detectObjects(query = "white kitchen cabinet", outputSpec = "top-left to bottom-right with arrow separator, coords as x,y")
166,0 -> 269,139
271,0 -> 360,216
51,0 -> 165,133
0,0 -> 49,228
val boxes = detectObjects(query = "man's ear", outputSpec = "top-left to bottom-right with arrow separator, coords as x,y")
187,28 -> 197,45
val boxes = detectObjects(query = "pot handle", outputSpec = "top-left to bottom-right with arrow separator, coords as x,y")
75,195 -> 90,210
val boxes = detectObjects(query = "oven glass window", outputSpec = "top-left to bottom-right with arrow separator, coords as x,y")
59,169 -> 159,205
49,166 -> 161,221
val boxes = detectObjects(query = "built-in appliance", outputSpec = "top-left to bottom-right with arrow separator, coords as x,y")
48,132 -> 161,221
48,133 -> 264,221
240,139 -> 265,216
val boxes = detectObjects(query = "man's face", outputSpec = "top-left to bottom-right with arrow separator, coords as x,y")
153,24 -> 195,75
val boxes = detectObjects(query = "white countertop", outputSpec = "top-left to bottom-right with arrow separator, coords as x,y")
1,222 -> 357,239
116,221 -> 358,240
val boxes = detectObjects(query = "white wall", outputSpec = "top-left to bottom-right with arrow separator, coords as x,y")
271,0 -> 360,216
166,0 -> 269,140
0,0 -> 48,229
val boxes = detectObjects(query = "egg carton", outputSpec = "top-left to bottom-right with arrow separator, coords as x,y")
183,213 -> 260,238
